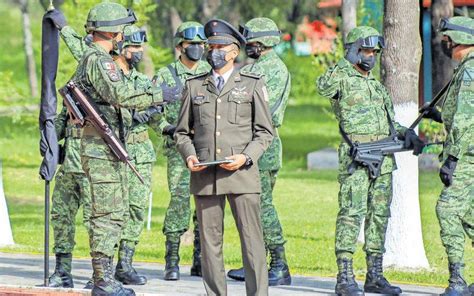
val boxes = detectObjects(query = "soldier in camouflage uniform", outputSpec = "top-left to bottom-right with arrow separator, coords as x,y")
421,17 -> 474,296
227,17 -> 292,286
317,26 -> 424,296
70,3 -> 163,295
151,21 -> 210,281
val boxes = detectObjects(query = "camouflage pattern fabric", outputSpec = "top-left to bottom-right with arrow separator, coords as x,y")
121,68 -> 157,243
51,106 -> 91,254
241,49 -> 290,247
436,51 -> 474,264
74,43 -> 158,257
317,55 -> 407,259
151,59 -> 210,237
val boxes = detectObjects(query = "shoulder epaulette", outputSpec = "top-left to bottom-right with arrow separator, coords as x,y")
186,72 -> 208,82
240,70 -> 262,79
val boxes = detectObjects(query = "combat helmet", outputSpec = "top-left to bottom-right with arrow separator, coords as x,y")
123,25 -> 147,47
85,2 -> 137,33
174,21 -> 207,47
345,26 -> 385,50
240,17 -> 281,47
439,16 -> 474,45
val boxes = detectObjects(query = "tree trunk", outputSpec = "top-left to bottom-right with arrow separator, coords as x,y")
20,0 -> 38,98
381,0 -> 429,269
431,0 -> 454,95
169,7 -> 182,59
200,0 -> 221,22
342,0 -> 358,43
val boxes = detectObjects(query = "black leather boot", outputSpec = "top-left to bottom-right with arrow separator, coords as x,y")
115,241 -> 147,285
47,253 -> 74,288
227,267 -> 245,281
190,229 -> 202,277
83,277 -> 94,289
164,237 -> 180,281
268,244 -> 291,286
91,254 -> 135,296
440,263 -> 470,296
335,258 -> 364,296
364,255 -> 401,295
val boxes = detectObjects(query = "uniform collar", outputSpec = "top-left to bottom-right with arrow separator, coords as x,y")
90,42 -> 111,55
212,66 -> 234,85
255,49 -> 278,63
337,58 -> 375,80
175,58 -> 210,76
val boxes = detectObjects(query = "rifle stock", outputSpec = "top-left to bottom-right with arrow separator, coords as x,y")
59,81 -> 145,184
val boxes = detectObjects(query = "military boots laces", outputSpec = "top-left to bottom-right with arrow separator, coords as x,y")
335,258 -> 364,296
47,253 -> 74,288
115,241 -> 147,285
441,263 -> 470,296
91,255 -> 135,296
164,237 -> 180,281
190,229 -> 202,277
364,255 -> 401,295
268,245 -> 291,286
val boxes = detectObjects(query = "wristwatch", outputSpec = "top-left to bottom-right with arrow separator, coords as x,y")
243,153 -> 253,166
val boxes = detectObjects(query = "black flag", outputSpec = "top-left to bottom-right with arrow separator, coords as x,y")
39,10 -> 60,181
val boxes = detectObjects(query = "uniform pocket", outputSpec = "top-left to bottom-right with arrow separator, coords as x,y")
196,147 -> 210,162
228,93 -> 252,124
192,95 -> 211,126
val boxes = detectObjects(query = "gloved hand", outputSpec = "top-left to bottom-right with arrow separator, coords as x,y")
403,128 -> 425,156
440,155 -> 457,187
132,106 -> 163,124
344,38 -> 363,65
162,125 -> 176,137
161,82 -> 181,104
420,103 -> 443,123
45,9 -> 67,30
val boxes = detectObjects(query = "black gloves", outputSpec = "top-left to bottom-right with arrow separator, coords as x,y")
132,106 -> 163,124
420,104 -> 443,123
161,82 -> 181,104
403,128 -> 425,155
45,9 -> 67,30
162,125 -> 176,137
440,155 -> 457,187
345,39 -> 363,65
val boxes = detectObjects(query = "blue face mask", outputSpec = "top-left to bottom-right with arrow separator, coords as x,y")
206,49 -> 228,69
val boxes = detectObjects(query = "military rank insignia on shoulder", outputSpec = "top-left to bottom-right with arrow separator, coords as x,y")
240,71 -> 262,80
100,58 -> 120,82
186,72 -> 208,82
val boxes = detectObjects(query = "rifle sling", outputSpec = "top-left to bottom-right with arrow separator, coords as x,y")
167,64 -> 183,93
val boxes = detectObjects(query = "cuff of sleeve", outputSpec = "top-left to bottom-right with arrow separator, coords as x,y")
242,144 -> 262,165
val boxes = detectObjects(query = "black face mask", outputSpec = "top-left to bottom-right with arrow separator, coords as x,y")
207,49 -> 228,69
127,51 -> 143,69
245,44 -> 263,59
184,44 -> 204,61
357,54 -> 376,71
441,40 -> 453,58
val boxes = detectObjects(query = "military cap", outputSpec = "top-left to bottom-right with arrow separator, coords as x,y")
439,16 -> 474,45
204,19 -> 246,47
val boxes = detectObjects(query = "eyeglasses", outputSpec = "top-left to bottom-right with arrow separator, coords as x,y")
439,18 -> 474,35
360,35 -> 385,49
125,30 -> 147,43
239,25 -> 281,40
175,26 -> 207,41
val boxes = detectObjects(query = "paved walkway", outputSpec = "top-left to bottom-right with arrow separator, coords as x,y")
0,253 -> 443,295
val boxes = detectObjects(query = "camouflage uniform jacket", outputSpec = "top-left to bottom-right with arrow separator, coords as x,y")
151,59 -> 210,151
125,68 -> 157,163
441,51 -> 474,162
317,58 -> 407,175
60,26 -> 90,62
72,43 -> 160,160
241,50 -> 291,171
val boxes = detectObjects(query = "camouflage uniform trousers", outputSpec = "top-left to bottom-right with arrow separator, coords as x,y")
81,147 -> 129,256
259,169 -> 285,247
51,167 -> 91,254
335,168 -> 392,259
121,140 -> 154,243
436,156 -> 474,264
162,145 -> 198,239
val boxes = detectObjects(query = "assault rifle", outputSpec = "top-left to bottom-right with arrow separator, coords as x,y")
343,82 -> 449,179
59,81 -> 145,184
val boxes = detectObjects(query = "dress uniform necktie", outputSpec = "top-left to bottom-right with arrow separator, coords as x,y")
217,76 -> 224,92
